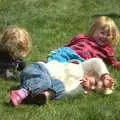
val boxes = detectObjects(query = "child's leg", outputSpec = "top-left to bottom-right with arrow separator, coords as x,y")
31,79 -> 65,105
19,63 -> 52,105
10,88 -> 29,107
50,79 -> 65,100
41,89 -> 55,100
20,63 -> 52,95
30,89 -> 55,105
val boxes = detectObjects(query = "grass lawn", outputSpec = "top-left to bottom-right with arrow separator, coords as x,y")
0,0 -> 120,120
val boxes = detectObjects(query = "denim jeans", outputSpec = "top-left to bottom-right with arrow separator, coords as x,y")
48,47 -> 85,63
20,63 -> 65,99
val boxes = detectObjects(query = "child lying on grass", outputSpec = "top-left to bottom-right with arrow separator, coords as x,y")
48,16 -> 120,70
10,58 -> 114,107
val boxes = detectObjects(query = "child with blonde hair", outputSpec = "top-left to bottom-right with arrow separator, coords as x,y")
48,16 -> 120,69
10,58 -> 114,107
0,25 -> 32,79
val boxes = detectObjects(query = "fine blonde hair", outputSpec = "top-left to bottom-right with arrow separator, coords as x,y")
0,25 -> 32,58
88,16 -> 120,46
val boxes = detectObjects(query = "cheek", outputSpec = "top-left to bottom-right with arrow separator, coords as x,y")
93,34 -> 101,41
98,34 -> 103,39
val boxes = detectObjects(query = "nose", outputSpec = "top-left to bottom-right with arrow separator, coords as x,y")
103,35 -> 107,39
102,35 -> 109,41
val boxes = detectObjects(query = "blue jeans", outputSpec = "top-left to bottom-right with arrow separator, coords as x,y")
48,47 -> 84,63
20,63 -> 65,99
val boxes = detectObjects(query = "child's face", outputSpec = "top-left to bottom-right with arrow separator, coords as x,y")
92,28 -> 112,46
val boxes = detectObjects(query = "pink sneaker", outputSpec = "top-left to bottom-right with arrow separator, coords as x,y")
10,90 -> 24,107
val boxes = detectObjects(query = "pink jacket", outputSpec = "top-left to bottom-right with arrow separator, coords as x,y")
66,34 -> 120,69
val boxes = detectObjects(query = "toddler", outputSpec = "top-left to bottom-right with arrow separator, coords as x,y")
10,58 -> 114,107
48,16 -> 120,69
0,25 -> 32,79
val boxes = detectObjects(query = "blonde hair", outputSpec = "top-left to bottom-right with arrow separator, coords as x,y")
88,16 -> 120,46
0,25 -> 32,57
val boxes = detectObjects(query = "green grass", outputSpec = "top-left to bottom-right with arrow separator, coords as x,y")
0,0 -> 120,120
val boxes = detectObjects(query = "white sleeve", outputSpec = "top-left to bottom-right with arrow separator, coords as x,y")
81,58 -> 109,77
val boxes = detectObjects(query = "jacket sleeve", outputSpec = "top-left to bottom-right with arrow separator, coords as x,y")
82,58 -> 109,77
104,46 -> 120,69
107,56 -> 120,69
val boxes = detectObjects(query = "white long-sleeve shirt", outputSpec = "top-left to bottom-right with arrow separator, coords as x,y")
39,58 -> 109,95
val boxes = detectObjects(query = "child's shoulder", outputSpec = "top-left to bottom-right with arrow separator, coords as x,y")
75,33 -> 90,39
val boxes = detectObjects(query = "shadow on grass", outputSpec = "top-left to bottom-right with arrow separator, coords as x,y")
0,76 -> 20,82
92,12 -> 120,19
5,87 -> 48,108
4,97 -> 46,108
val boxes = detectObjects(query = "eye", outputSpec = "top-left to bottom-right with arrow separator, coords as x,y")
105,32 -> 109,36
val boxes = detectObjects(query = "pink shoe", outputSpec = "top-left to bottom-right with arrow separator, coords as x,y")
10,90 -> 24,107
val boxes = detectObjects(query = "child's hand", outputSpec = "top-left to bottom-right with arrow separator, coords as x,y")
97,74 -> 114,95
101,74 -> 114,89
82,74 -> 96,93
